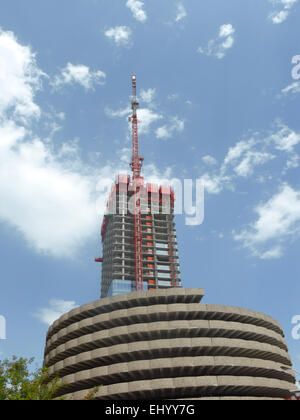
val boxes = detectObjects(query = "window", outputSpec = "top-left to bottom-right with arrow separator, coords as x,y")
155,242 -> 168,249
157,265 -> 170,271
156,250 -> 168,256
158,280 -> 172,287
158,272 -> 171,279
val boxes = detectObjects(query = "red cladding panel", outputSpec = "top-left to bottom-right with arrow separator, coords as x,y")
160,185 -> 171,195
117,175 -> 130,193
118,174 -> 130,184
118,183 -> 128,193
147,184 -> 159,194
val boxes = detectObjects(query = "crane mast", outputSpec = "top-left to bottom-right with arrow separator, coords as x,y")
130,75 -> 144,292
131,75 -> 143,179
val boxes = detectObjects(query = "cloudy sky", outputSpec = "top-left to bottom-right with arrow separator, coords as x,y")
0,0 -> 299,378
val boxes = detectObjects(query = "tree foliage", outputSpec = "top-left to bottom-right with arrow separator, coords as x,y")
0,356 -> 62,400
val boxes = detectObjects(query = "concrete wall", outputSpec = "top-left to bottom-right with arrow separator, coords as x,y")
44,288 -> 295,400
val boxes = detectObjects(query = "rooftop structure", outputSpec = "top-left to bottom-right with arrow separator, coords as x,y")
97,76 -> 181,298
44,289 -> 296,400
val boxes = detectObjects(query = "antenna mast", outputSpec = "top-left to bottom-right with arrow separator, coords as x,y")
130,75 -> 144,292
130,75 -> 143,179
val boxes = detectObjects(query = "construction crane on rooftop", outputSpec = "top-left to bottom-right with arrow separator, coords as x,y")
129,75 -> 144,292
130,75 -> 144,179
96,76 -> 180,295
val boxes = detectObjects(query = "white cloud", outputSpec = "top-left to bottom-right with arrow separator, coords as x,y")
0,28 -> 111,258
118,147 -> 131,164
260,246 -> 284,260
281,81 -> 300,95
106,105 -> 163,135
0,27 -> 177,260
199,123 -> 300,196
0,27 -> 45,121
105,90 -> 185,140
34,299 -> 78,326
52,63 -> 106,91
202,155 -> 218,166
233,151 -> 275,177
105,106 -> 131,119
126,0 -> 147,22
0,29 -> 100,259
221,137 -> 274,180
219,24 -> 235,38
155,126 -> 171,139
269,0 -> 298,24
138,108 -> 163,134
0,115 -> 173,258
223,139 -> 256,167
168,93 -> 179,101
0,123 -> 99,258
234,184 -> 300,259
285,153 -> 300,170
272,10 -> 289,23
105,26 -> 132,47
175,2 -> 187,23
156,117 -> 185,139
141,163 -> 173,187
140,88 -> 156,105
201,173 -> 228,195
198,24 -> 236,59
269,124 -> 300,152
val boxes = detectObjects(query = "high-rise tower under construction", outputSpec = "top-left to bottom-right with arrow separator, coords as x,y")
44,76 -> 296,401
98,76 -> 181,298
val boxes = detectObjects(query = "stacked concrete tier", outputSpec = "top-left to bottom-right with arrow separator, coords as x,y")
44,288 -> 295,400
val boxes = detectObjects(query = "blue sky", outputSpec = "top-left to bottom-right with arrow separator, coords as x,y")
0,0 -> 299,380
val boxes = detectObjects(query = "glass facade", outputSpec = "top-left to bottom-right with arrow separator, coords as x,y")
106,279 -> 148,297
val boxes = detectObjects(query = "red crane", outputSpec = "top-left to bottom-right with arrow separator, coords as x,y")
130,75 -> 144,292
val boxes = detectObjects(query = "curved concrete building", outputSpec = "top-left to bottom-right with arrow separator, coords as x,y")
44,288 -> 295,400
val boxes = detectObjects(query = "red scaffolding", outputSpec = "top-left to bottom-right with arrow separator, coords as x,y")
130,75 -> 144,292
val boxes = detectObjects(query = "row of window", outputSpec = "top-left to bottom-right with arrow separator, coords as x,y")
105,279 -> 182,297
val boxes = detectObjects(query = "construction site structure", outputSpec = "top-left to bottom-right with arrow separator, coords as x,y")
44,76 -> 296,400
98,76 -> 181,298
286,390 -> 300,400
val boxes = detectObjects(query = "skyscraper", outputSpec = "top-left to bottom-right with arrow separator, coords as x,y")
98,76 -> 181,298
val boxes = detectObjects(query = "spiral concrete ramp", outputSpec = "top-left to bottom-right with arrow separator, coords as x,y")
44,289 -> 295,400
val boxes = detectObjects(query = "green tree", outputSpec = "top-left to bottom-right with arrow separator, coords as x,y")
83,386 -> 101,400
0,356 -> 63,400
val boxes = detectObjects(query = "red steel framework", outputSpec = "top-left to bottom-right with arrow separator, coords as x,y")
97,76 -> 179,295
130,75 -> 144,292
